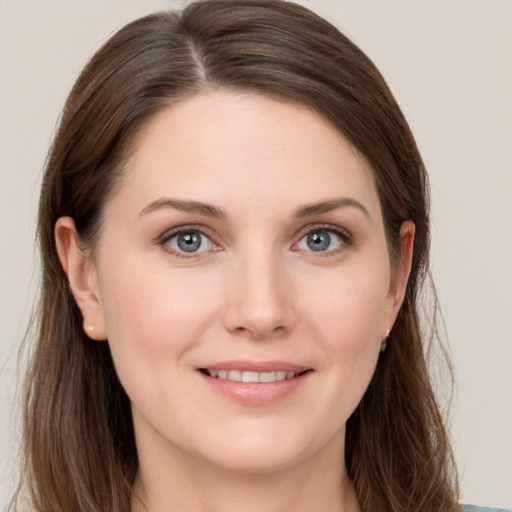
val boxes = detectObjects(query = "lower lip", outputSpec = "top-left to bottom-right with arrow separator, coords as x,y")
198,371 -> 311,405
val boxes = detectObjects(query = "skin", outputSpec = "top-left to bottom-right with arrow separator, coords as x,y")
56,91 -> 414,512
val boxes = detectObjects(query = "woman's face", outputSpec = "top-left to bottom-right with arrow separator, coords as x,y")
62,91 -> 413,474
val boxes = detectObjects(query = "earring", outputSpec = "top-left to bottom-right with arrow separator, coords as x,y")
87,326 -> 94,332
380,329 -> 390,353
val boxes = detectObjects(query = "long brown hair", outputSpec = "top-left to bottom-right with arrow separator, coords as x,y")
12,1 -> 459,511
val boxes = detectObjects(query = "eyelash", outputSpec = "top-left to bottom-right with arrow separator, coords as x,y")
159,225 -> 220,259
158,223 -> 353,258
294,224 -> 353,255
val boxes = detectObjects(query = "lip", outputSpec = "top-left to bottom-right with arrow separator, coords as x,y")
198,360 -> 310,373
197,360 -> 313,405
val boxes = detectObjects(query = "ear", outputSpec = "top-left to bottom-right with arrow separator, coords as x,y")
385,220 -> 415,332
55,217 -> 107,340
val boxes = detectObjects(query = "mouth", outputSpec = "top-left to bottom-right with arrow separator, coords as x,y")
197,361 -> 313,403
198,368 -> 312,383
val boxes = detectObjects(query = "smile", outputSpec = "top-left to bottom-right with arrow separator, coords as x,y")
198,362 -> 312,403
200,369 -> 308,383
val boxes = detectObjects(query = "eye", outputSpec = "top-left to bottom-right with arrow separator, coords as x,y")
164,229 -> 216,255
295,228 -> 348,253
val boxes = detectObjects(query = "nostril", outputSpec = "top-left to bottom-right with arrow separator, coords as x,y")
272,325 -> 287,336
234,323 -> 287,339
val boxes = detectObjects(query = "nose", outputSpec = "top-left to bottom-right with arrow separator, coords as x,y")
222,248 -> 296,339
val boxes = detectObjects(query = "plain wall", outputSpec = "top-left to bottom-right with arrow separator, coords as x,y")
1,0 -> 511,508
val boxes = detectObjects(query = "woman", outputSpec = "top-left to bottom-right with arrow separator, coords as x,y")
9,1 -> 508,511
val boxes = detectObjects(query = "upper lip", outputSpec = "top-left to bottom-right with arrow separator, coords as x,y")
197,360 -> 311,373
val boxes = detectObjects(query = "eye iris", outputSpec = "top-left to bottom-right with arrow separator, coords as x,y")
177,231 -> 202,252
307,231 -> 330,251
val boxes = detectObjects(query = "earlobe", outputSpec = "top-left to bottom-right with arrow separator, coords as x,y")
55,217 -> 107,340
386,220 -> 415,328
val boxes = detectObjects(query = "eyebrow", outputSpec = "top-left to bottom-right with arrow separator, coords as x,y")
139,198 -> 227,219
294,197 -> 371,219
139,196 -> 370,221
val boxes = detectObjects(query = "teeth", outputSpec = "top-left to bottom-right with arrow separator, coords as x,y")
242,371 -> 259,383
205,369 -> 300,383
259,371 -> 276,383
227,370 -> 242,382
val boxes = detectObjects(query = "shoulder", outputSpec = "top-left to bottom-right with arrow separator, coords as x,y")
462,506 -> 512,512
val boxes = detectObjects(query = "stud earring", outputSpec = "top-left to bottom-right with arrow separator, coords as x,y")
380,329 -> 391,353
87,326 -> 94,332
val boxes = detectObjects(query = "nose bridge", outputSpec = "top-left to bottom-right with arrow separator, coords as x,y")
223,241 -> 293,338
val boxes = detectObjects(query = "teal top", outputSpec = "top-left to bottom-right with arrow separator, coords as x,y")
463,506 -> 511,512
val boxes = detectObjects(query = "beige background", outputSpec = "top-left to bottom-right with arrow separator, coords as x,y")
1,0 -> 511,508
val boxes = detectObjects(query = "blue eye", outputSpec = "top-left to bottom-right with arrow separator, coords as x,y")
296,229 -> 346,252
165,230 -> 214,254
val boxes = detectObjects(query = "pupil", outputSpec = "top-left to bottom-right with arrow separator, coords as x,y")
178,232 -> 201,252
307,231 -> 330,251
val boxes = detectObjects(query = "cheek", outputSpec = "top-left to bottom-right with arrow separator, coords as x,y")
322,272 -> 389,396
96,256 -> 225,430
285,260 -> 390,444
97,254 -> 221,367
299,258 -> 391,351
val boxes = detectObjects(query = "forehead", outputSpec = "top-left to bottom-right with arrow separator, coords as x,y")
114,91 -> 381,221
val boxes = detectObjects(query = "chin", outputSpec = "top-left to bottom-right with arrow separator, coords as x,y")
193,424 -> 337,475
204,445 -> 307,475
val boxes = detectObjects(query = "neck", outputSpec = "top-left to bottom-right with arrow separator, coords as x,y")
131,434 -> 360,512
